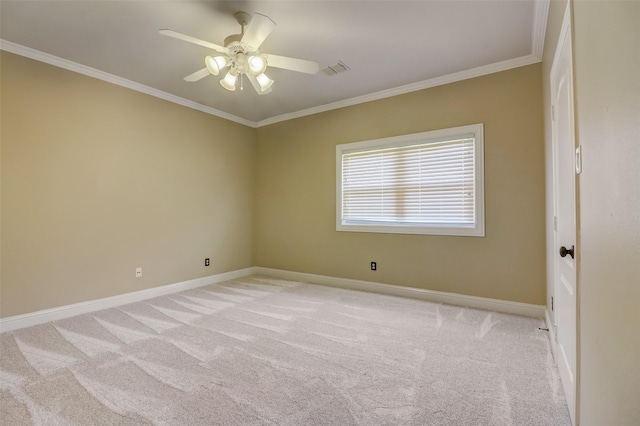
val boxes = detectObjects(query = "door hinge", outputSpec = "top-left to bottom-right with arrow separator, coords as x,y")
551,105 -> 555,121
551,296 -> 554,311
553,216 -> 558,231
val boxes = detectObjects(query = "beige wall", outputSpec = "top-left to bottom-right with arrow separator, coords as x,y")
254,64 -> 546,305
572,1 -> 640,424
1,51 -> 547,317
0,52 -> 255,318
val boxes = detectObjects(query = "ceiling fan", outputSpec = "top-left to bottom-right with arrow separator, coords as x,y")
160,11 -> 319,95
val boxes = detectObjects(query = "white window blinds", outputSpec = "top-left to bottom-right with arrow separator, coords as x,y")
342,137 -> 475,225
336,124 -> 484,236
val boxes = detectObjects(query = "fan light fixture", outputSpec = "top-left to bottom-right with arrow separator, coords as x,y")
205,13 -> 275,93
206,52 -> 272,92
248,55 -> 267,74
255,72 -> 274,91
160,11 -> 320,95
205,55 -> 228,75
220,70 -> 238,91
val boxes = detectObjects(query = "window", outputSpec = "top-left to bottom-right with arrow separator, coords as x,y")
336,124 -> 484,236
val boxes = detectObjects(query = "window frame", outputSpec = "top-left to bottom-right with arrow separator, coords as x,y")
336,123 -> 485,237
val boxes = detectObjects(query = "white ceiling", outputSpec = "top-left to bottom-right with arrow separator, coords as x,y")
0,1 -> 548,127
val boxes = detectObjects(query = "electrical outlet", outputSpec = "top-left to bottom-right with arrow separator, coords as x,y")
135,267 -> 142,278
205,258 -> 210,267
371,261 -> 377,271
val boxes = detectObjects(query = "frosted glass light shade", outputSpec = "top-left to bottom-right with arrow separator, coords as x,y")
205,55 -> 228,76
220,71 -> 237,91
248,55 -> 267,75
255,72 -> 274,91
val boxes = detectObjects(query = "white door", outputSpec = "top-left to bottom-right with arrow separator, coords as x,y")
551,9 -> 577,425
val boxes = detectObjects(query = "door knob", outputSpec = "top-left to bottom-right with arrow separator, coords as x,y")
560,245 -> 575,259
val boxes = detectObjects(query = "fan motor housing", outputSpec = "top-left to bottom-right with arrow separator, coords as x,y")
224,34 -> 243,48
224,34 -> 258,54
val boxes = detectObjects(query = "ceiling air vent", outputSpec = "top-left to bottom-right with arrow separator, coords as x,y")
324,61 -> 350,76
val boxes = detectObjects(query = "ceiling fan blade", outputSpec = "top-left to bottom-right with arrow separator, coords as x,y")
159,29 -> 229,54
240,13 -> 276,50
266,54 -> 319,74
247,74 -> 272,95
184,67 -> 211,82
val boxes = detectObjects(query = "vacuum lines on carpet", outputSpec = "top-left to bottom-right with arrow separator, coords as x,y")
0,275 -> 571,425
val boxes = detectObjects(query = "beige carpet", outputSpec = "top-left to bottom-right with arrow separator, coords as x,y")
1,275 -> 570,425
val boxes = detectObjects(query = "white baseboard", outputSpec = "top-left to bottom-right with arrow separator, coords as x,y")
1,266 -> 545,333
0,268 -> 255,333
255,267 -> 546,319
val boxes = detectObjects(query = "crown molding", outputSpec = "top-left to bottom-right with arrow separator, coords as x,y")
3,3 -> 549,131
259,0 -> 550,129
532,0 -> 550,60
257,54 -> 541,127
0,39 -> 256,128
